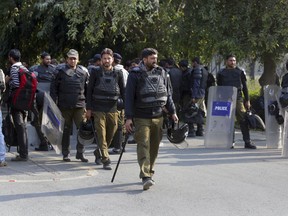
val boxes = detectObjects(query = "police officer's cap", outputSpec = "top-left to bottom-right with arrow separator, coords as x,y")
179,60 -> 188,68
67,49 -> 79,58
93,54 -> 101,61
113,53 -> 122,60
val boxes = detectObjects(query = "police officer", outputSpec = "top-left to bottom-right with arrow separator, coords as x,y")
216,54 -> 256,149
166,58 -> 182,116
109,52 -> 129,154
50,49 -> 90,161
86,48 -> 125,170
189,57 -> 208,136
30,52 -> 56,84
179,60 -> 194,137
29,52 -> 57,151
125,48 -> 178,190
87,53 -> 102,73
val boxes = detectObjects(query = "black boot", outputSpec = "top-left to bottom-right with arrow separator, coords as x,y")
94,149 -> 102,165
35,140 -> 49,151
244,141 -> 257,149
196,124 -> 204,136
188,124 -> 196,137
76,152 -> 88,162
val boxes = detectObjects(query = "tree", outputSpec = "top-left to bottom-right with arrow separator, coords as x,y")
176,0 -> 288,84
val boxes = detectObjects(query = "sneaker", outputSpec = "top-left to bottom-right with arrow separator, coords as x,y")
109,148 -> 121,155
142,177 -> 154,190
76,152 -> 88,162
245,142 -> 257,149
0,161 -> 7,167
63,155 -> 71,162
103,161 -> 112,170
11,155 -> 28,162
230,142 -> 235,149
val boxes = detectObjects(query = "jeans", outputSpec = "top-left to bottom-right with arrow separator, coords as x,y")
11,108 -> 28,158
0,110 -> 6,161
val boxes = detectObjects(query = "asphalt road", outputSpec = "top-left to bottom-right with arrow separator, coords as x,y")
1,130 -> 288,216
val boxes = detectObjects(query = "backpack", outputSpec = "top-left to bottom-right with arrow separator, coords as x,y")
11,66 -> 38,110
2,111 -> 18,152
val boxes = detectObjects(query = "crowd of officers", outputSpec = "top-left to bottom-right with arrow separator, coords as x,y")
0,47 -> 256,190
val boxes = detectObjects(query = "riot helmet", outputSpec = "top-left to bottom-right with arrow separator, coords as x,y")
184,103 -> 199,119
77,120 -> 95,145
167,121 -> 189,144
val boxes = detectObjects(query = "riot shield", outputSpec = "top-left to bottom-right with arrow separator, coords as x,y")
204,86 -> 237,148
264,85 -> 282,148
282,109 -> 288,157
41,92 -> 64,154
37,82 -> 51,93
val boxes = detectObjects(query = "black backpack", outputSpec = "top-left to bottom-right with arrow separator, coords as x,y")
2,110 -> 18,152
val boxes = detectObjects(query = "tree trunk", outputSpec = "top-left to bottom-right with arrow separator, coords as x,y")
249,58 -> 256,80
259,53 -> 277,87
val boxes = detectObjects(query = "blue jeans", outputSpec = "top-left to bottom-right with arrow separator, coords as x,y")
0,110 -> 6,161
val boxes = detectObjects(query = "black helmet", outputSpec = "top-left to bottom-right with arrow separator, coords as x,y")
245,110 -> 265,131
184,103 -> 199,119
268,101 -> 279,116
77,120 -> 95,145
167,122 -> 189,144
117,98 -> 124,111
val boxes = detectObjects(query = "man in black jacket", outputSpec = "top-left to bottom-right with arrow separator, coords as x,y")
217,54 -> 256,149
50,49 -> 90,162
125,48 -> 178,190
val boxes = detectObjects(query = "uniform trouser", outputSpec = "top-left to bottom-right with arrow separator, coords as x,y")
193,98 -> 206,131
93,111 -> 118,163
110,110 -> 125,149
134,117 -> 163,179
61,107 -> 86,156
11,108 -> 28,158
235,98 -> 250,143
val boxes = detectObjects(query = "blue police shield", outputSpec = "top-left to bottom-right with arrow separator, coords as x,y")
41,92 -> 64,154
204,86 -> 237,148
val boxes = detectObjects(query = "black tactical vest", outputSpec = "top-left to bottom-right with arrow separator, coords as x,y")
58,65 -> 87,107
218,68 -> 242,89
32,64 -> 56,82
92,68 -> 120,101
135,67 -> 168,108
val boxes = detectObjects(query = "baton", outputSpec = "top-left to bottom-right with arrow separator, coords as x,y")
111,132 -> 130,183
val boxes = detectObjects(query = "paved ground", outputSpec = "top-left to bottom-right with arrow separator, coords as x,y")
1,129 -> 288,216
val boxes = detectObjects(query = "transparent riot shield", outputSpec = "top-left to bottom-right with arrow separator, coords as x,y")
41,92 -> 64,154
264,85 -> 282,148
282,109 -> 288,157
37,83 -> 51,93
204,86 -> 237,148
